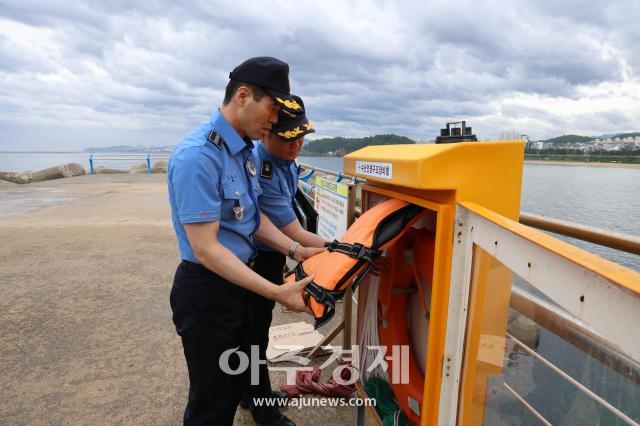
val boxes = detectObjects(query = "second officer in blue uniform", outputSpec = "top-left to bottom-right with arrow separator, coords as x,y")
241,96 -> 327,425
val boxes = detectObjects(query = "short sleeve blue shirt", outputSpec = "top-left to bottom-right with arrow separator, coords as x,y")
253,141 -> 299,251
168,110 -> 263,263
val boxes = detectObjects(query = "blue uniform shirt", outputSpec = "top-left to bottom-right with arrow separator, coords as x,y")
168,110 -> 263,263
254,141 -> 299,252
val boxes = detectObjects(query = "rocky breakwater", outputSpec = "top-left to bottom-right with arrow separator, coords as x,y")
0,163 -> 86,184
151,161 -> 168,173
0,161 -> 169,184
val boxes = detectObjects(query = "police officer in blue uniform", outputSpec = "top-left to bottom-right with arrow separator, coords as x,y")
241,96 -> 327,425
168,57 -> 323,426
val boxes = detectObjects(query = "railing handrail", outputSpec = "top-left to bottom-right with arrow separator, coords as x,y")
89,154 -> 171,158
88,153 -> 170,175
519,212 -> 640,255
298,163 -> 366,183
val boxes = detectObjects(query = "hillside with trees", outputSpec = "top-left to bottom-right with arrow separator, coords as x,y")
301,134 -> 415,156
539,135 -> 593,144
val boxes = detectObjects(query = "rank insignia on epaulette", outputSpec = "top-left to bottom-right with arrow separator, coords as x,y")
261,160 -> 273,179
207,130 -> 223,150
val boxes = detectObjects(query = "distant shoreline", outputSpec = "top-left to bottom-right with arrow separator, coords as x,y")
300,154 -> 640,169
523,160 -> 640,168
4,152 -> 640,170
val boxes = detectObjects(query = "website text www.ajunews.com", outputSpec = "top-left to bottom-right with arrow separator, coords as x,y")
252,396 -> 376,409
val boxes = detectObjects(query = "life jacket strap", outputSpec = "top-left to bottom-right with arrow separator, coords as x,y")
350,261 -> 374,293
293,263 -> 342,328
305,282 -> 337,308
324,240 -> 380,262
294,263 -> 337,308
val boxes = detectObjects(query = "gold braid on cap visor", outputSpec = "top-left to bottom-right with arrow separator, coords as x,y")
277,121 -> 314,139
277,127 -> 304,139
276,97 -> 302,111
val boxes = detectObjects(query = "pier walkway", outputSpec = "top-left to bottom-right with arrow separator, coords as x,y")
0,174 -> 354,425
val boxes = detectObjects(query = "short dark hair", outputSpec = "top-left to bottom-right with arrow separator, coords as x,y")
223,81 -> 267,105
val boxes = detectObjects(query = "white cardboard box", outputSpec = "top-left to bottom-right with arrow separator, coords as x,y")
267,321 -> 326,362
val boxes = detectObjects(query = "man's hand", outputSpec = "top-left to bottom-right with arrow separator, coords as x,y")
293,246 -> 325,262
275,274 -> 315,313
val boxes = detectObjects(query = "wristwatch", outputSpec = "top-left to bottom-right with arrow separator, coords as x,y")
288,241 -> 300,260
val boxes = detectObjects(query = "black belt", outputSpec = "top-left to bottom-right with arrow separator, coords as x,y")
180,259 -> 254,272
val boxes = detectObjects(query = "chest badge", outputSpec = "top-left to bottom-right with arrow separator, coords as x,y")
246,159 -> 257,176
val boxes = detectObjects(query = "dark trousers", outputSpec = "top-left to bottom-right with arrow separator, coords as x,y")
170,260 -> 252,426
242,250 -> 287,423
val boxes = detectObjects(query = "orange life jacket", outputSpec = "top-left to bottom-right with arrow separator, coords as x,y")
286,198 -> 427,328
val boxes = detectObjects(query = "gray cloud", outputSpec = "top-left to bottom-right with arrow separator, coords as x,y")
0,0 -> 638,151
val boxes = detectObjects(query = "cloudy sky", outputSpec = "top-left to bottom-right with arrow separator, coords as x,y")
1,0 -> 639,151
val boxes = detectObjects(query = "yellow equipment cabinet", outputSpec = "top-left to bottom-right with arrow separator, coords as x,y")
344,141 -> 525,425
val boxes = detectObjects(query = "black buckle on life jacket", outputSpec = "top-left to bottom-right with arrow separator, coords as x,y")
324,240 -> 380,263
305,282 -> 337,307
294,264 -> 337,307
293,263 -> 342,329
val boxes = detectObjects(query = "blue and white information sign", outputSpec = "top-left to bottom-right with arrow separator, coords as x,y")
314,176 -> 355,241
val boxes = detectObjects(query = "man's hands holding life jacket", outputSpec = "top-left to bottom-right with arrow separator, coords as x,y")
275,273 -> 315,313
293,245 -> 325,263
277,244 -> 324,313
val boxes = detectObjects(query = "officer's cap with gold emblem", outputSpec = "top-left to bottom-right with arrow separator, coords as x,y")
229,57 -> 303,114
271,95 -> 315,142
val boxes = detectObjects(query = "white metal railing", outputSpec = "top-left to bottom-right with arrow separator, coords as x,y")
438,202 -> 640,425
507,333 -> 637,425
502,382 -> 551,426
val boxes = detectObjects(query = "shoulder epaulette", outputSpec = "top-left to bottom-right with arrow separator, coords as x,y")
207,130 -> 224,150
261,160 -> 273,179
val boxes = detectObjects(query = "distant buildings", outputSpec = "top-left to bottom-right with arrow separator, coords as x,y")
529,136 -> 640,152
531,141 -> 554,150
589,136 -> 640,152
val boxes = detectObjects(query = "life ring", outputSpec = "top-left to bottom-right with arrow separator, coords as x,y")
377,229 -> 434,424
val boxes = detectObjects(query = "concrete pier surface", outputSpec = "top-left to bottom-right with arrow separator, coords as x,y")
0,174 -> 359,425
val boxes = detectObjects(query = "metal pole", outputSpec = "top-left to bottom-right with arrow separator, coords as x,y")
502,383 -> 552,426
519,212 -> 640,255
342,285 -> 352,351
